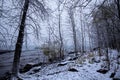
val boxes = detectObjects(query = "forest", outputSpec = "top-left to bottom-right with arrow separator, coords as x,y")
0,0 -> 120,80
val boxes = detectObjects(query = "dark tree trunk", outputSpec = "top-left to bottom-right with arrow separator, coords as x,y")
11,0 -> 29,79
116,0 -> 120,20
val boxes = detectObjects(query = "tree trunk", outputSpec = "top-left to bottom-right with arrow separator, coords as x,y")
69,9 -> 77,55
80,9 -> 84,53
116,0 -> 120,20
58,0 -> 64,59
11,0 -> 29,79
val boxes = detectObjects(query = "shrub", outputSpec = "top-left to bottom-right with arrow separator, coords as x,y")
75,57 -> 86,64
41,42 -> 60,62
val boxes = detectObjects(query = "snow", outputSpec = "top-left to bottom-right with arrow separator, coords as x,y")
20,56 -> 112,80
20,62 -> 111,80
0,49 -> 120,80
114,68 -> 120,79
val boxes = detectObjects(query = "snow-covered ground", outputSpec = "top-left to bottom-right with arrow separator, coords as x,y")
20,50 -> 120,80
21,63 -> 111,80
20,60 -> 112,80
0,49 -> 120,80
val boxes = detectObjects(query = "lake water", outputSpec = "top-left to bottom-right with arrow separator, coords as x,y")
0,50 -> 47,77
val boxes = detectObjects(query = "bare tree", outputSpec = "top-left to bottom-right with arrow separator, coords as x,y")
68,0 -> 80,55
11,0 -> 30,79
58,0 -> 64,58
11,0 -> 47,79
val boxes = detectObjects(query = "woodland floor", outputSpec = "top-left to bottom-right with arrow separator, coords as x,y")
0,49 -> 120,80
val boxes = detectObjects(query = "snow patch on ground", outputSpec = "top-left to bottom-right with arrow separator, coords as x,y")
20,58 -> 112,80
